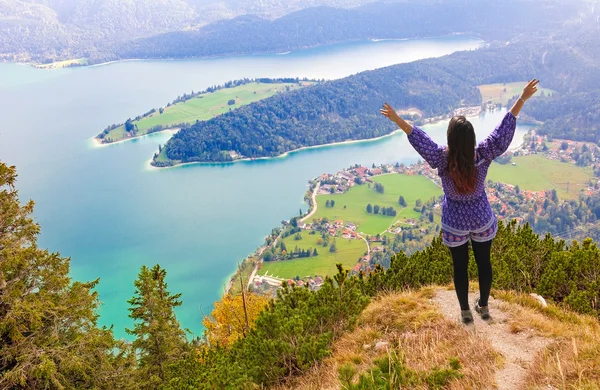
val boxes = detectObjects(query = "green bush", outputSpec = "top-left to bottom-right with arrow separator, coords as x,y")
340,353 -> 462,389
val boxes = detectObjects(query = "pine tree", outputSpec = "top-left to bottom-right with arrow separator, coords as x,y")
0,163 -> 135,389
398,195 -> 407,207
127,264 -> 188,389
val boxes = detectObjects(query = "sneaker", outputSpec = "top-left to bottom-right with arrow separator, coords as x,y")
474,298 -> 490,320
460,309 -> 473,324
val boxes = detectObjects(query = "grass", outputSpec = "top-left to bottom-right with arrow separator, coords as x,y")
259,231 -> 366,279
493,290 -> 600,389
310,174 -> 442,235
273,287 -> 600,390
272,288 -> 500,390
35,58 -> 88,69
101,82 -> 310,142
488,154 -> 594,200
478,81 -> 555,106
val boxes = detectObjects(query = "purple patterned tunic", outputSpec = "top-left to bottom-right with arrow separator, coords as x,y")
407,112 -> 517,247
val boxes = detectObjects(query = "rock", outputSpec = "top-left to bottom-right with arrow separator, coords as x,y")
530,293 -> 548,308
374,341 -> 389,351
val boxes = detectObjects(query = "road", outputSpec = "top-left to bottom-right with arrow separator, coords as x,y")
300,182 -> 320,222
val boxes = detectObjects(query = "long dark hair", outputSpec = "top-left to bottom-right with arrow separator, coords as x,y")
447,116 -> 476,194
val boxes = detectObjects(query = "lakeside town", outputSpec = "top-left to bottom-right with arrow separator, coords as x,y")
227,120 -> 600,297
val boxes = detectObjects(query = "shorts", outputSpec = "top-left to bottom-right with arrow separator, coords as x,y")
441,219 -> 497,248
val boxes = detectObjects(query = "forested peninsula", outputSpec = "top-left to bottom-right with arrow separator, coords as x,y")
153,23 -> 600,167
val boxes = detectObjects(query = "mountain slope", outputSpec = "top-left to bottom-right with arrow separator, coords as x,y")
117,0 -> 580,59
0,0 -> 377,61
271,287 -> 600,389
0,0 -> 197,61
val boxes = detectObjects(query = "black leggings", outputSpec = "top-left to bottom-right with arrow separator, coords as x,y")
448,239 -> 493,311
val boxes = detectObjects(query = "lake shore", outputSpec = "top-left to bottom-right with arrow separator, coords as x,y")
90,128 -> 180,148
25,34 -> 480,69
149,128 -> 408,170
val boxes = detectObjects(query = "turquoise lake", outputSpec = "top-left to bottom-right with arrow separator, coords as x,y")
0,36 -> 532,339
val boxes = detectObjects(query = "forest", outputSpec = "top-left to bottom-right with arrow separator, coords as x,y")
514,91 -> 600,144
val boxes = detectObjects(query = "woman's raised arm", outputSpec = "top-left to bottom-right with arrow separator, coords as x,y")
509,79 -> 539,117
380,102 -> 446,169
380,103 -> 413,134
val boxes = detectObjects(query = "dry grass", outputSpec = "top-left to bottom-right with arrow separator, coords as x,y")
270,287 -> 600,390
271,288 -> 500,389
494,290 -> 600,389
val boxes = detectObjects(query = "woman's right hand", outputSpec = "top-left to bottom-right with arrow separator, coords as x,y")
520,79 -> 540,101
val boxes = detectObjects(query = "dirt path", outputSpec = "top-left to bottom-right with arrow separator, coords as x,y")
301,182 -> 320,222
432,289 -> 551,390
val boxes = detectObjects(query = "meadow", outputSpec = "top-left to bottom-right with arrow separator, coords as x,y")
478,81 -> 555,106
259,231 -> 366,279
101,82 -> 307,142
310,174 -> 442,235
35,58 -> 88,69
488,154 -> 594,200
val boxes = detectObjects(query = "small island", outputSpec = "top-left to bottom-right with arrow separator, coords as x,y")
94,78 -> 316,145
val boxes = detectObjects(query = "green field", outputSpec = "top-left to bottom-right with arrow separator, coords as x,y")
100,82 -> 309,142
35,58 -> 88,69
259,231 -> 366,279
488,155 -> 594,200
311,174 -> 442,235
478,82 -> 555,106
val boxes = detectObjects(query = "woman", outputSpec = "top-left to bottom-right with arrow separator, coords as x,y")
380,79 -> 539,323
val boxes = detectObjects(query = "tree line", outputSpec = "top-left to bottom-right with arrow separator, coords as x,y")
366,203 -> 397,216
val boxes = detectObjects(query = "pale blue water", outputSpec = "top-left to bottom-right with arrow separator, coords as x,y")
0,36 -> 530,339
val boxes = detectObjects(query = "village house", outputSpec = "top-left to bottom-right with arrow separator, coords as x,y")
340,171 -> 355,181
354,166 -> 369,176
369,167 -> 383,176
390,226 -> 402,234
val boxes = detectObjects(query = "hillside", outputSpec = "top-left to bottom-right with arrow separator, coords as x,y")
1,0 -> 590,63
0,0 -> 373,62
272,287 -> 600,390
0,0 -> 197,62
116,0 -> 579,60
